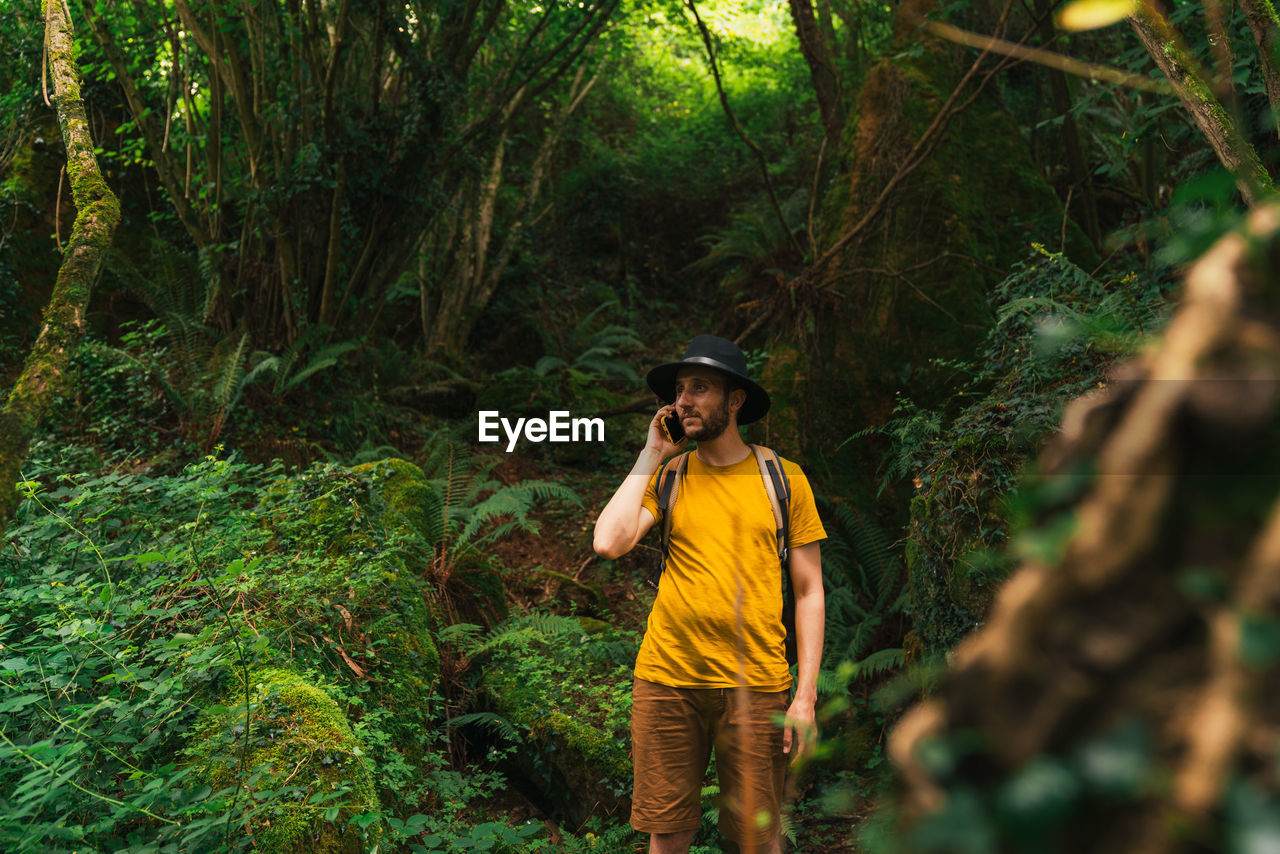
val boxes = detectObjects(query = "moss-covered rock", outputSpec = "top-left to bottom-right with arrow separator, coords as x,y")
191,668 -> 379,853
351,458 -> 442,546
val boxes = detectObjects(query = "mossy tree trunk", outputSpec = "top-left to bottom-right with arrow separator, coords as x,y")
1239,0 -> 1280,135
0,0 -> 120,531
788,0 -> 844,151
780,0 -> 1093,488
1128,2 -> 1274,204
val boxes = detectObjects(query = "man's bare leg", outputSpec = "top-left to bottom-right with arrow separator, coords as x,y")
649,830 -> 696,854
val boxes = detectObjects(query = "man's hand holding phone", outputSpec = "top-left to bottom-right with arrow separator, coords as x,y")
648,405 -> 688,457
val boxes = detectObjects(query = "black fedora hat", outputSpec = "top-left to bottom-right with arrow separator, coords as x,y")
646,334 -> 770,425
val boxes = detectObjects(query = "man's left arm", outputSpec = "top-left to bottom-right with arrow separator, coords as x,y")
783,540 -> 824,762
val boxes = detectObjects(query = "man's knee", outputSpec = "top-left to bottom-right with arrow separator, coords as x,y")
649,829 -> 697,854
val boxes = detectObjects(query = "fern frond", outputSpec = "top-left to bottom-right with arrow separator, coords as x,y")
280,340 -> 358,394
269,326 -> 322,394
447,711 -> 521,743
535,356 -> 568,376
515,479 -> 582,507
437,621 -> 485,653
455,491 -> 532,545
468,613 -> 585,657
211,332 -> 250,414
854,647 -> 904,681
815,668 -> 850,697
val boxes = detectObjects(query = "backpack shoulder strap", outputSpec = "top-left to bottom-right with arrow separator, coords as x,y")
750,444 -> 791,566
648,452 -> 690,590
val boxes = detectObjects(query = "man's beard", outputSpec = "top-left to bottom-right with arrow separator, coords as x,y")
686,398 -> 730,441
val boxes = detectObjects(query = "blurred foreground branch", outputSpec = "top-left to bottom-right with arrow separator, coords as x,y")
887,205 -> 1280,851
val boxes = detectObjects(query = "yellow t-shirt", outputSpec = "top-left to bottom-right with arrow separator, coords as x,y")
635,449 -> 827,692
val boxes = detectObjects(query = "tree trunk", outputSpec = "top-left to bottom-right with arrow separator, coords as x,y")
1239,0 -> 1280,137
425,72 -> 597,357
1033,0 -> 1100,250
1128,3 -> 1273,204
787,0 -> 844,149
0,0 -> 120,530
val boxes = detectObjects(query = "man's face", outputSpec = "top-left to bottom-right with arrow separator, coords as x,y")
674,368 -> 742,442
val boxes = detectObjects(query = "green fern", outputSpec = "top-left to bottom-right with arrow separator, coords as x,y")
437,621 -> 486,653
98,243 -> 350,447
455,614 -> 592,661
209,332 -> 250,414
820,497 -> 907,673
446,711 -> 520,743
418,438 -> 581,564
854,647 -> 905,680
686,188 -> 808,291
259,325 -> 359,396
531,302 -> 642,384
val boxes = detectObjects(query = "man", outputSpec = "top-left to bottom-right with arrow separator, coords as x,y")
593,334 -> 826,854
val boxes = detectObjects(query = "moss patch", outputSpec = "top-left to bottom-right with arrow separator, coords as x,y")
191,668 -> 379,853
254,461 -> 443,742
351,458 -> 442,545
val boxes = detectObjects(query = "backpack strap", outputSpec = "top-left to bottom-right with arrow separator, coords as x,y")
750,444 -> 791,568
752,444 -> 798,665
647,452 -> 690,590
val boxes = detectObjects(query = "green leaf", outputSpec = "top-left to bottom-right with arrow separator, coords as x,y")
1074,719 -> 1149,797
1239,613 -> 1280,668
0,694 -> 45,713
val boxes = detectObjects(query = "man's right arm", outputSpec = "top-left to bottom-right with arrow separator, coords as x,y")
592,406 -> 685,560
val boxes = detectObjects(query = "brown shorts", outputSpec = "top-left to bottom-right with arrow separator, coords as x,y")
630,678 -> 789,845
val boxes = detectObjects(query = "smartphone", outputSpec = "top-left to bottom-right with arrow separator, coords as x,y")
661,412 -> 686,444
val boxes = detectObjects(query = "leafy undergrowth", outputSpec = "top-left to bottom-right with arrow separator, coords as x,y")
0,404 -> 900,852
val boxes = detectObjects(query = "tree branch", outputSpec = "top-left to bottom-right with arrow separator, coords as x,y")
685,0 -> 803,258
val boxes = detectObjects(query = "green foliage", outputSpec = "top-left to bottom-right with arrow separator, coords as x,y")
0,8 -> 38,182
409,819 -> 543,853
413,441 -> 581,619
0,450 -> 289,851
532,301 -> 644,384
820,498 -> 908,669
76,244 -> 358,453
687,188 -> 810,291
860,718 -> 1164,853
478,299 -> 641,422
74,0 -> 618,346
867,247 -> 1174,655
0,246 -> 23,370
544,0 -> 822,300
251,324 -> 361,399
0,437 -> 591,851
475,613 -> 638,822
